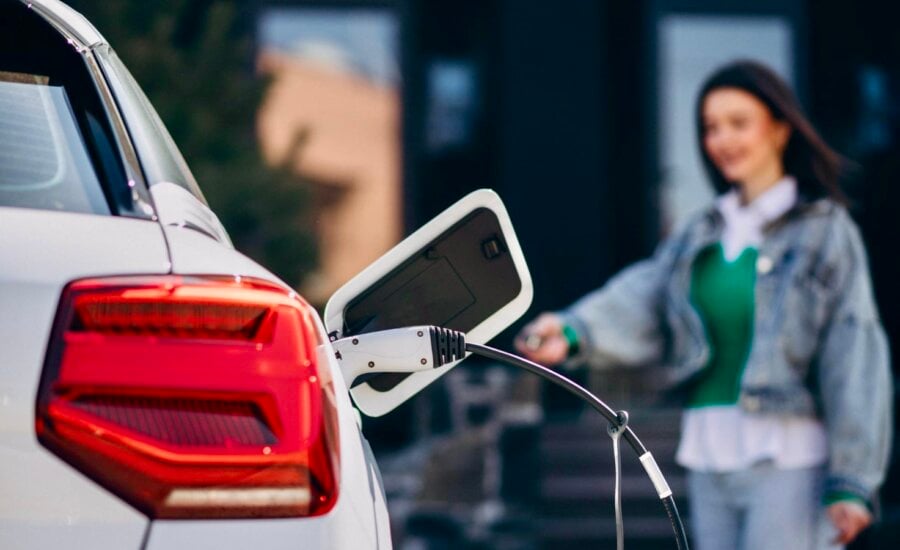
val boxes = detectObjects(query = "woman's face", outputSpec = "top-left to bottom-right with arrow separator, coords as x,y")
702,87 -> 791,186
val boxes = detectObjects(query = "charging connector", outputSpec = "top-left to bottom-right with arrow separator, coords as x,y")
332,326 -> 467,384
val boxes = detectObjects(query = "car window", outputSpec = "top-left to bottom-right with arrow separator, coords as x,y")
97,50 -> 207,204
0,72 -> 109,215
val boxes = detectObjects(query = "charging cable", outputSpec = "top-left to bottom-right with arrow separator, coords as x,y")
332,326 -> 690,550
464,342 -> 687,550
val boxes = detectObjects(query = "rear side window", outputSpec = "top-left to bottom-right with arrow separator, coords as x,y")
0,73 -> 109,215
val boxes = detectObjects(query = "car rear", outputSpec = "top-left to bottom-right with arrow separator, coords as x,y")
0,214 -> 387,549
0,1 -> 389,548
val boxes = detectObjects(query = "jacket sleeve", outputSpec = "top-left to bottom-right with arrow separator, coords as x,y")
559,232 -> 683,370
816,212 -> 893,506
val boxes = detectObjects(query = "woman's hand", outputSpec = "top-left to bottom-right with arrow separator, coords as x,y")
514,313 -> 570,366
827,501 -> 872,545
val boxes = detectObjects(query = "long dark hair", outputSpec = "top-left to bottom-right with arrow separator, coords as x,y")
696,60 -> 845,202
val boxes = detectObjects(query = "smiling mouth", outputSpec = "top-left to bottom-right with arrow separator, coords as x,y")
717,153 -> 746,168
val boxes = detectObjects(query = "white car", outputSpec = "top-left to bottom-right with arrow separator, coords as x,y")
0,1 -> 532,548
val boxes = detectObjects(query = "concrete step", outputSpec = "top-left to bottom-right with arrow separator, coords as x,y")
540,438 -> 681,474
541,474 -> 687,504
534,411 -> 689,548
541,417 -> 682,441
536,515 -> 686,549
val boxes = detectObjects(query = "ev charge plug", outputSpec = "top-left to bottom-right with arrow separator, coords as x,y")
332,326 -> 466,383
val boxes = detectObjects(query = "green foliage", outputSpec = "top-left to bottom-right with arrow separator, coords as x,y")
68,0 -> 316,289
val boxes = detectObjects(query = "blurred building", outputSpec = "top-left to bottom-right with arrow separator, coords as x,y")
254,1 -> 900,548
257,7 -> 402,304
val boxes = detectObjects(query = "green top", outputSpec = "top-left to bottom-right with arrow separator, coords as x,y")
687,243 -> 758,408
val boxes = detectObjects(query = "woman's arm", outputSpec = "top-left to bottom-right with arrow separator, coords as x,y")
816,212 -> 893,522
515,230 -> 685,370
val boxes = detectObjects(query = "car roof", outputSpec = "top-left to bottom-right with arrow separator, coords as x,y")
22,0 -> 107,49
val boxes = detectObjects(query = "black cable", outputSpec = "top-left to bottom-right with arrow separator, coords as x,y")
465,342 -> 690,550
662,496 -> 688,550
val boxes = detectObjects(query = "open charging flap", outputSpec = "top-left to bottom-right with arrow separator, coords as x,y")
324,189 -> 533,417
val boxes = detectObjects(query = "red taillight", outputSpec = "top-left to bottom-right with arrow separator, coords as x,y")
36,276 -> 340,519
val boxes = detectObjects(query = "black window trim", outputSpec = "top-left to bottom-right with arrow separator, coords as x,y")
82,45 -> 157,220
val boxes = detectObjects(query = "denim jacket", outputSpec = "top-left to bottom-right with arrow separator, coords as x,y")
561,196 -> 893,505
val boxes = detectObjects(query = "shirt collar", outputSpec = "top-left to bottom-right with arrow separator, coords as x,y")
716,175 -> 798,226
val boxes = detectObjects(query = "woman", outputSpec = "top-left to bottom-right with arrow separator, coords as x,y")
515,60 -> 891,550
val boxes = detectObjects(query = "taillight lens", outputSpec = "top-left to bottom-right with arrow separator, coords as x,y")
36,276 -> 340,519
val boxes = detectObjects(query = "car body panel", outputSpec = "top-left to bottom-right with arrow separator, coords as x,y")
150,183 -> 233,247
0,207 -> 169,548
159,222 -> 275,283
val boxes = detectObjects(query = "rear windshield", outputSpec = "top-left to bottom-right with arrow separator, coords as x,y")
0,72 -> 109,214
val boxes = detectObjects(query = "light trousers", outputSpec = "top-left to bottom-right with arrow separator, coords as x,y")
688,462 -> 843,550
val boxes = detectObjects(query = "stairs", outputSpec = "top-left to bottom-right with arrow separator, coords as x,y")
535,408 -> 688,549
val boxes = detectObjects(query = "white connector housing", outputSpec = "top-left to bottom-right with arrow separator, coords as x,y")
332,327 -> 438,384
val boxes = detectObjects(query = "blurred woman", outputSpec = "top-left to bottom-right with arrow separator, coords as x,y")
516,60 -> 891,550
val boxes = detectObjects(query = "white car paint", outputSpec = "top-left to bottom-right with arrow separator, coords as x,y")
150,182 -> 234,248
0,208 -> 168,548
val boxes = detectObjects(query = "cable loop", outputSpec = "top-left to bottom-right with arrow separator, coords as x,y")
607,409 -> 630,437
